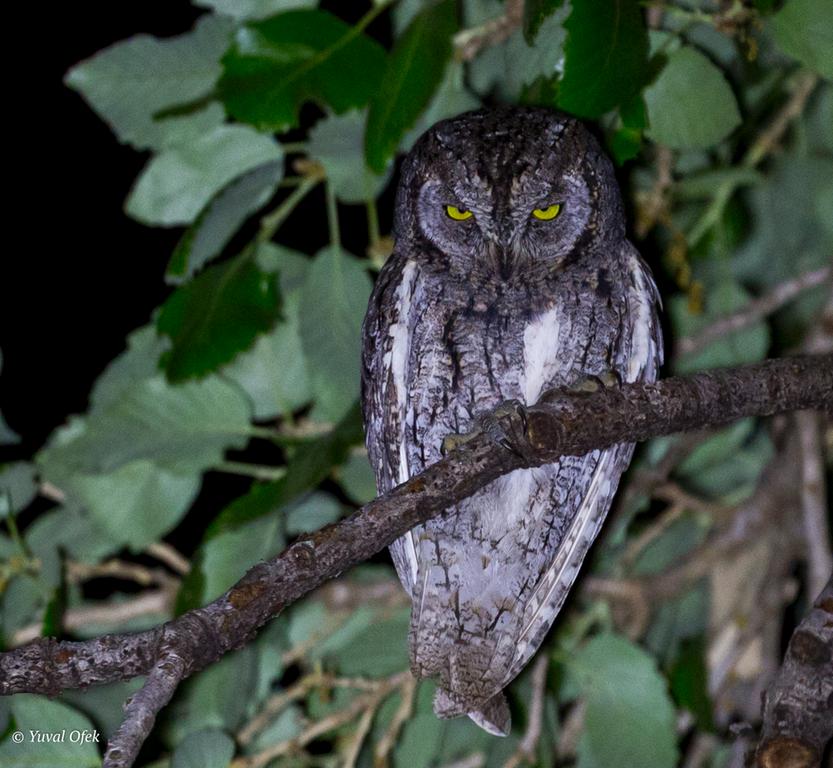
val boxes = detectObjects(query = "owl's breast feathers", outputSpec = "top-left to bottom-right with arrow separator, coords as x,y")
361,246 -> 662,735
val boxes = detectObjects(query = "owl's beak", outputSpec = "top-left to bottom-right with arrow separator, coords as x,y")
487,241 -> 514,281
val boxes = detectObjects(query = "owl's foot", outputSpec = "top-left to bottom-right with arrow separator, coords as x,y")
442,400 -> 537,464
440,429 -> 478,455
567,370 -> 621,394
479,400 -> 537,462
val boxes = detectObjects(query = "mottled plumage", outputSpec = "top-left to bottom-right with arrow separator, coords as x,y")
361,108 -> 662,735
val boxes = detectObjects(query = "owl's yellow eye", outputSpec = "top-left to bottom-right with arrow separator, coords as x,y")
532,204 -> 562,221
446,205 -> 473,221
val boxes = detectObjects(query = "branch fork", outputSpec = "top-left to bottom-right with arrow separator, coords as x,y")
1,355 -> 831,767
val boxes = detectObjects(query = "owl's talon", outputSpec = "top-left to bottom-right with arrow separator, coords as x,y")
441,431 -> 476,455
478,400 -> 537,465
568,370 -> 621,394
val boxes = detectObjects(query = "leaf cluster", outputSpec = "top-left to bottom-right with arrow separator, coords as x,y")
1,0 -> 831,766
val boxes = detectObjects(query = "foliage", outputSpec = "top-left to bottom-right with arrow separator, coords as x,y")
2,1 -> 831,767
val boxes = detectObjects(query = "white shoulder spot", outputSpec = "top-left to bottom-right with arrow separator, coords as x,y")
626,255 -> 662,384
522,306 -> 561,405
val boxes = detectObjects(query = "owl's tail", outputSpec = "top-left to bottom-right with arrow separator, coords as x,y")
433,687 -> 511,737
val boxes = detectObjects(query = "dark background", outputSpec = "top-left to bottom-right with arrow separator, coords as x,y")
1,5 -> 201,454
0,2 -> 390,458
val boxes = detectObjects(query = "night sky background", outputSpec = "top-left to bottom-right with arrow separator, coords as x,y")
0,2 -> 390,461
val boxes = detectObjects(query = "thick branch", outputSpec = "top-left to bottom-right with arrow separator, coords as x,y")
1,356 -> 831,767
755,574 -> 833,768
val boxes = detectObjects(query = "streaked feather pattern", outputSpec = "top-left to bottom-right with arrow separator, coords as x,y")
361,108 -> 662,735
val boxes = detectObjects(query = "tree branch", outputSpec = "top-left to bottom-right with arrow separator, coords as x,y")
1,355 -> 831,767
676,266 -> 832,360
755,574 -> 833,768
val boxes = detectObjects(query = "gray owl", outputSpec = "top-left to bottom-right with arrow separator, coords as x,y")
361,107 -> 662,736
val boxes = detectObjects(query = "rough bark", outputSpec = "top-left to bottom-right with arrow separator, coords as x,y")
755,574 -> 833,768
1,354 -> 831,768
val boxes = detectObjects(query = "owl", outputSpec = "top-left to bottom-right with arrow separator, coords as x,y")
361,107 -> 662,735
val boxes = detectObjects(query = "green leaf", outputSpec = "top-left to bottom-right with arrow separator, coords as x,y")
64,15 -> 233,151
2,575 -> 44,637
126,125 -> 283,226
0,350 -> 19,446
69,460 -> 200,551
394,712 -> 445,768
609,93 -> 648,164
523,0 -> 566,44
669,638 -> 714,731
0,411 -> 19,446
207,402 -> 364,534
89,327 -> 169,414
309,111 -> 392,204
644,585 -> 709,665
299,247 -> 372,422
172,730 -> 234,768
365,0 -> 458,173
769,0 -> 833,80
37,376 -> 251,477
61,680 -> 145,740
0,695 -> 102,767
569,634 -> 678,768
165,647 -> 258,742
401,62 -> 481,149
0,462 -> 37,517
468,0 -> 567,101
200,514 -> 285,603
24,505 -> 122,573
558,0 -> 648,118
194,0 -> 316,20
674,168 -> 762,200
167,160 -> 283,284
631,516 -> 709,577
285,492 -> 342,535
644,47 -> 741,149
337,451 -> 377,504
158,254 -> 282,382
671,280 -> 770,373
733,156 -> 833,288
678,426 -> 773,502
222,248 -> 312,420
334,606 -> 411,675
41,567 -> 67,640
219,9 -> 386,131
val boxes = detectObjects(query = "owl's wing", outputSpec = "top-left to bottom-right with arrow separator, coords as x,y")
504,246 -> 663,684
361,257 -> 422,596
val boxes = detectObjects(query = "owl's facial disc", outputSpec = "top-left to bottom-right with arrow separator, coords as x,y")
405,108 -> 624,281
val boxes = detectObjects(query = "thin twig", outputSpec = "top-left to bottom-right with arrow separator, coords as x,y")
238,671 -> 384,747
67,559 -> 173,588
453,0 -> 523,61
688,71 -> 819,249
146,542 -> 191,576
373,675 -> 417,767
555,700 -> 586,760
11,590 -> 173,647
438,755 -> 486,768
502,654 -> 549,768
234,672 -> 408,768
796,411 -> 832,598
343,701 -> 377,768
676,266 -> 832,359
